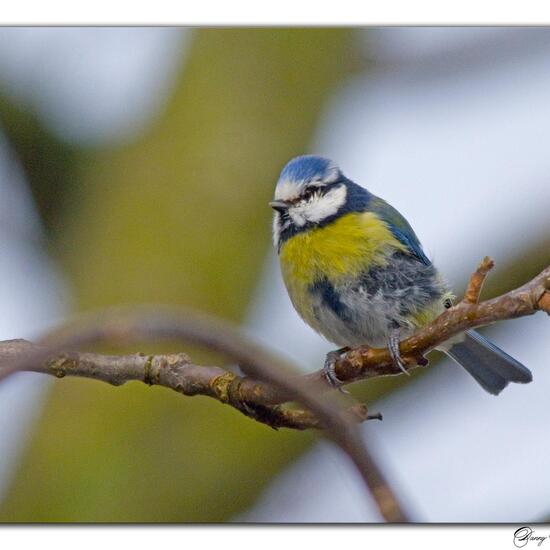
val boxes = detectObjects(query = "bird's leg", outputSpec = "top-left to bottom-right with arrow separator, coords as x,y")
388,327 -> 410,376
323,346 -> 350,392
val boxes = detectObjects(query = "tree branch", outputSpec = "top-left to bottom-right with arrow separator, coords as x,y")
0,259 -> 547,521
0,339 -> 378,431
0,308 -> 407,522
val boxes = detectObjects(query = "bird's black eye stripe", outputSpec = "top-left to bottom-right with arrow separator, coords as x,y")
302,180 -> 342,201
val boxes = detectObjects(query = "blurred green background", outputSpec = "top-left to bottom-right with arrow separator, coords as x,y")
0,28 -> 357,522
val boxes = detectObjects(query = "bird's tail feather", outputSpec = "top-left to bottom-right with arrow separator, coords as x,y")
445,330 -> 532,395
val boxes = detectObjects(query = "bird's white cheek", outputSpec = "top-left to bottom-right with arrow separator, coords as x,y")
289,208 -> 307,227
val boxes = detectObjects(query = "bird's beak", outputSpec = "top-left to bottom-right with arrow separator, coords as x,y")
269,200 -> 289,212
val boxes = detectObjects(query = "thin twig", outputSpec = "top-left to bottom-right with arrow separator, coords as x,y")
463,256 -> 495,304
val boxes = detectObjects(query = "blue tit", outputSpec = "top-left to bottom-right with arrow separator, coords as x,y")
270,155 -> 532,395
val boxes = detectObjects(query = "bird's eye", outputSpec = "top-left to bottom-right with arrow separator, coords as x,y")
302,187 -> 317,201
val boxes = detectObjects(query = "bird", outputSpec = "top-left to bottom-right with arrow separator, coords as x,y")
270,154 -> 532,395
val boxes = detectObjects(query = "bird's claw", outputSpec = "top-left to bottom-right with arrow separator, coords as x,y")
388,330 -> 410,376
323,348 -> 349,393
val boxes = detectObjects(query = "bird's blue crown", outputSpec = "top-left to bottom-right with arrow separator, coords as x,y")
277,155 -> 337,187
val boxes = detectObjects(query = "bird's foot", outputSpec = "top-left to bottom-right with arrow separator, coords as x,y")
323,347 -> 350,393
388,329 -> 410,376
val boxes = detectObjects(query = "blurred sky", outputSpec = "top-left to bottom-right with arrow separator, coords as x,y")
243,27 -> 550,522
0,28 -> 187,146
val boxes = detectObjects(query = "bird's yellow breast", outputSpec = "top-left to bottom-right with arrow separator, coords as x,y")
279,211 -> 405,288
